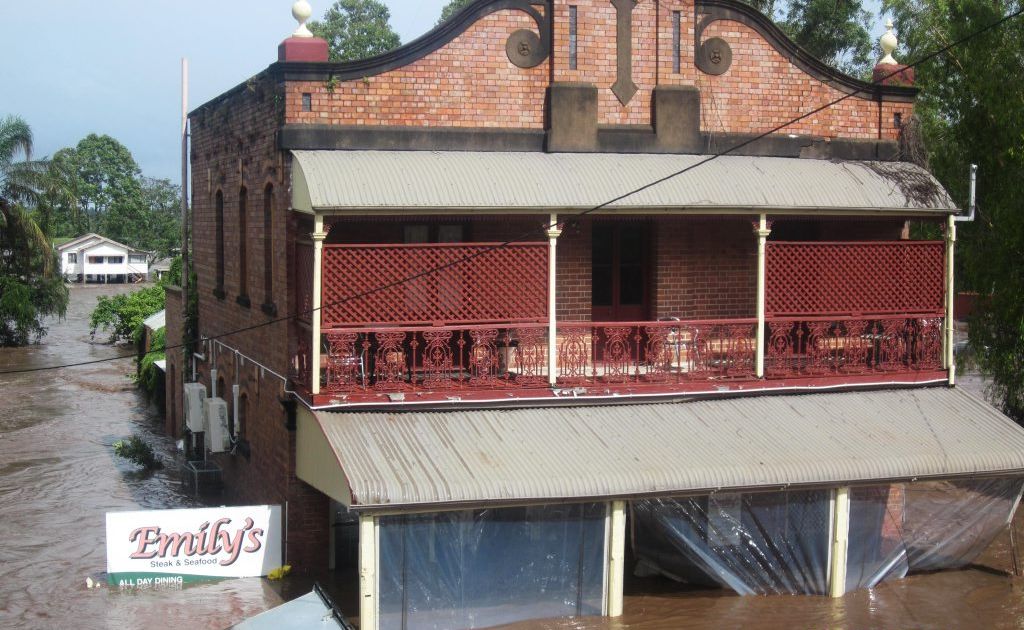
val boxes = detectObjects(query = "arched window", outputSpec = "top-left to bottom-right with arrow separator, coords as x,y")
263,184 -> 275,311
214,190 -> 225,297
238,186 -> 249,304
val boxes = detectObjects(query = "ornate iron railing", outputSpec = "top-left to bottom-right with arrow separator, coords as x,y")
319,324 -> 549,394
764,314 -> 944,378
555,320 -> 758,384
316,314 -> 943,396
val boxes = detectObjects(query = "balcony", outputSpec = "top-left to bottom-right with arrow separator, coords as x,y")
295,234 -> 949,407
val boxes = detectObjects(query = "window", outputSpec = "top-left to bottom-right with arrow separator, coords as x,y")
301,93 -> 312,112
673,11 -> 681,74
107,256 -> 124,264
67,253 -> 77,264
88,256 -> 104,264
569,6 -> 578,70
215,190 -> 225,297
263,184 -> 275,310
128,254 -> 147,264
238,187 -> 249,303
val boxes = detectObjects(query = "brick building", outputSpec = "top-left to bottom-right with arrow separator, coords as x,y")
166,1 -> 1024,627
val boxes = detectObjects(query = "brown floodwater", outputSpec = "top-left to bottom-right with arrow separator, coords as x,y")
1,286 -> 1022,629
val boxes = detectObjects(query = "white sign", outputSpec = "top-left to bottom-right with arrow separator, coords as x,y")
106,505 -> 282,586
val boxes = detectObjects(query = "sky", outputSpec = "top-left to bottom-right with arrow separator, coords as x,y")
0,1 -> 888,184
0,1 -> 451,183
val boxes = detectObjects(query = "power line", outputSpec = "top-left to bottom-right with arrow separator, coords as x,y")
3,7 -> 1021,377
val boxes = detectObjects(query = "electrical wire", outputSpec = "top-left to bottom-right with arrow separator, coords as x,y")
2,6 -> 1021,377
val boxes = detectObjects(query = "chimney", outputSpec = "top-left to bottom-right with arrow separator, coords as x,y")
872,20 -> 914,86
279,0 -> 329,63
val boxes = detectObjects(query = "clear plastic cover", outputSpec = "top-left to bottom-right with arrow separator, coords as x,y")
632,490 -> 832,595
633,479 -> 1024,597
845,478 -> 1024,592
378,503 -> 607,630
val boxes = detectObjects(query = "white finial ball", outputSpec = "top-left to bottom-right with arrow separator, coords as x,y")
292,0 -> 314,38
880,19 -> 898,65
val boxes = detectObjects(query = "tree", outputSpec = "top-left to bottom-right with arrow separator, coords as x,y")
885,0 -> 1024,420
437,0 -> 473,25
0,115 -> 69,345
781,0 -> 874,76
68,134 -> 146,242
309,0 -> 401,62
137,177 -> 182,258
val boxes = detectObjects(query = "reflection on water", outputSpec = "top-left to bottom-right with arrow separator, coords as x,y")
2,285 -> 1023,629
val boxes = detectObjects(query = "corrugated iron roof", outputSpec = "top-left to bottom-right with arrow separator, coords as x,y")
291,150 -> 957,214
305,388 -> 1024,510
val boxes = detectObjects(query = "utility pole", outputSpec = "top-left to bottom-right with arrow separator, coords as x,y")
181,58 -> 192,379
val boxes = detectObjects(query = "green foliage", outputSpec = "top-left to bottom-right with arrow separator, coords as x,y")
0,115 -> 69,346
884,0 -> 1024,420
112,435 -> 162,470
139,327 -> 166,396
780,0 -> 874,76
90,284 -> 165,344
46,135 -> 181,257
163,256 -> 183,287
309,0 -> 401,62
437,0 -> 473,25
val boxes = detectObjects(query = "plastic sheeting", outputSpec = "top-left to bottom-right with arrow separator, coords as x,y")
378,503 -> 606,630
633,479 -> 1024,597
845,478 -> 1024,593
633,490 -> 832,595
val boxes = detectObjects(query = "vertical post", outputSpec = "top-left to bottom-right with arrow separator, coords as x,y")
359,514 -> 378,630
945,215 -> 956,386
181,58 -> 191,378
311,213 -> 326,395
607,500 -> 627,617
829,486 -> 851,598
755,215 -> 772,378
547,214 -> 562,387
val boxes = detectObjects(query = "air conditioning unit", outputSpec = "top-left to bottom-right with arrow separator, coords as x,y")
204,397 -> 230,453
183,382 -> 207,432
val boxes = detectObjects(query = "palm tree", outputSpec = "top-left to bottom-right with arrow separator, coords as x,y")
0,115 -> 69,345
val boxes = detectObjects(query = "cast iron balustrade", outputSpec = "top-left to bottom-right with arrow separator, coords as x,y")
316,315 -> 944,397
304,239 -> 949,403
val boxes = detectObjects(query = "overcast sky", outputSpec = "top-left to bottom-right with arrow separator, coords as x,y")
0,1 -> 888,184
0,1 -> 451,183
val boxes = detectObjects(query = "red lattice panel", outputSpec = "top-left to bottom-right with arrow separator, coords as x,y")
294,242 -> 314,322
322,243 -> 548,327
766,242 -> 944,316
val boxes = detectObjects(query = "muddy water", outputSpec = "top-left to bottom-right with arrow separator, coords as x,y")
0,285 -> 281,629
2,286 -> 1023,629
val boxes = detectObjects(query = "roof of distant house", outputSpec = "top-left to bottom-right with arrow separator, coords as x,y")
55,233 -> 150,254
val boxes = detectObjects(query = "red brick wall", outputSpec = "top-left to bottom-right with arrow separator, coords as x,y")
699,20 -> 912,140
201,346 -> 330,574
557,219 -> 593,321
191,80 -> 330,575
278,0 -> 909,140
190,81 -> 294,378
552,0 -> 659,125
285,10 -> 548,128
651,217 -> 757,319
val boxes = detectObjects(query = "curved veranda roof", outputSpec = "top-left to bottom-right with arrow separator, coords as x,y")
298,387 -> 1024,511
291,150 -> 958,215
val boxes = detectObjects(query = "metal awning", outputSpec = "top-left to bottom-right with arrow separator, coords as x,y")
291,150 -> 957,215
297,388 -> 1024,511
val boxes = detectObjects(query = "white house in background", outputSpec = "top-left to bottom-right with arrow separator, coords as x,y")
56,233 -> 150,284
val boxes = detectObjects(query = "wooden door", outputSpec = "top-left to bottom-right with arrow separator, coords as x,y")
592,223 -> 649,322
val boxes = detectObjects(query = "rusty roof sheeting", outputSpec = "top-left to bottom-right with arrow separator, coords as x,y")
309,388 -> 1024,510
